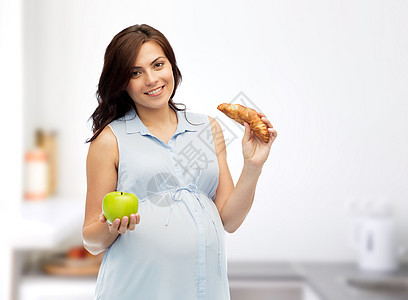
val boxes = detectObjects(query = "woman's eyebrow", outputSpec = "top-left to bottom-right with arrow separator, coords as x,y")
132,56 -> 165,69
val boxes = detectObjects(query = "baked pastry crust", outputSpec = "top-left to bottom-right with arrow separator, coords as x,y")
217,103 -> 270,143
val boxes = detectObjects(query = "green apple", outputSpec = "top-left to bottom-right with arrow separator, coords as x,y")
102,191 -> 139,225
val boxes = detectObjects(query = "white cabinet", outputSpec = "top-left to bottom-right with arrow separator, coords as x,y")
19,275 -> 95,300
5,197 -> 84,249
4,197 -> 89,300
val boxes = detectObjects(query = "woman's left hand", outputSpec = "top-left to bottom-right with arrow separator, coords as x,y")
242,113 -> 277,168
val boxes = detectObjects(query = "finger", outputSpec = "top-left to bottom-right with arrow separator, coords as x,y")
135,213 -> 141,224
118,216 -> 129,234
257,112 -> 266,118
268,128 -> 278,143
269,128 -> 277,136
128,214 -> 137,231
110,219 -> 120,234
99,214 -> 107,223
261,116 -> 273,128
242,122 -> 252,143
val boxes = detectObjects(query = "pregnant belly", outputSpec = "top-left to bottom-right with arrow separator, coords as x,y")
115,199 -> 199,259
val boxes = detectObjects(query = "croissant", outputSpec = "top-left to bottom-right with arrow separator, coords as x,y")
217,103 -> 270,143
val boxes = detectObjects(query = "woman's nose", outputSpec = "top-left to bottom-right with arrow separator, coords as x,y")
145,70 -> 158,86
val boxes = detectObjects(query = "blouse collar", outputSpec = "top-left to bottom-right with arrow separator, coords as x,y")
125,107 -> 198,136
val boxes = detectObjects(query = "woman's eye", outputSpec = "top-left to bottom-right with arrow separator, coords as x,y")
155,62 -> 164,68
131,71 -> 141,77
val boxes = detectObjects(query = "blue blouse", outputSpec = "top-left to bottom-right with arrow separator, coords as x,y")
95,108 -> 230,299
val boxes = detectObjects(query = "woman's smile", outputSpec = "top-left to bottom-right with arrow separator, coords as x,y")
144,85 -> 165,96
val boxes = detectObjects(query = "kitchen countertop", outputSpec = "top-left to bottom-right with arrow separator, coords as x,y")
227,261 -> 408,300
5,196 -> 84,249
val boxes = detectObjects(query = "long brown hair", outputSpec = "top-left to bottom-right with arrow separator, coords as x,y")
86,24 -> 183,143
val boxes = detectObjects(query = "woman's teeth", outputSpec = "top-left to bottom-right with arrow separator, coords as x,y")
146,86 -> 163,95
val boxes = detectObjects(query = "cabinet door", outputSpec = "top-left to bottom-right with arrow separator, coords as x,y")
19,277 -> 96,300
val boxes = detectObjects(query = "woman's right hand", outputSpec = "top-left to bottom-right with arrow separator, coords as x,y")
99,213 -> 141,235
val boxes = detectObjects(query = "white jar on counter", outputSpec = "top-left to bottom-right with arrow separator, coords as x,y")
24,148 -> 48,201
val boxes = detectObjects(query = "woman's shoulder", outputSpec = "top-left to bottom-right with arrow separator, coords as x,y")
109,112 -> 129,125
107,109 -> 135,134
183,110 -> 212,124
87,125 -> 119,176
90,126 -> 117,149
181,110 -> 225,134
185,111 -> 220,128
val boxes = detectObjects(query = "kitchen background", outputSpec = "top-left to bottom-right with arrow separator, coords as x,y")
1,0 -> 408,299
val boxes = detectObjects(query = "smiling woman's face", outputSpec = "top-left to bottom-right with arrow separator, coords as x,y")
126,41 -> 175,112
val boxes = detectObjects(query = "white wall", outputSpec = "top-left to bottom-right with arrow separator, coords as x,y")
0,0 -> 23,298
22,0 -> 408,262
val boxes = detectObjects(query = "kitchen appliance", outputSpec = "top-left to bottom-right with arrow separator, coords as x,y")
354,217 -> 399,271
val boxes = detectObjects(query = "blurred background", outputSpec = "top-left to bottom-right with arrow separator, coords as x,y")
1,0 -> 408,299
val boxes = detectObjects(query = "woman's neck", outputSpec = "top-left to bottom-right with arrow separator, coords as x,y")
136,105 -> 177,128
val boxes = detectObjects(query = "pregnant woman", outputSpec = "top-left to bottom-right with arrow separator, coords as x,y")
82,24 -> 277,300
